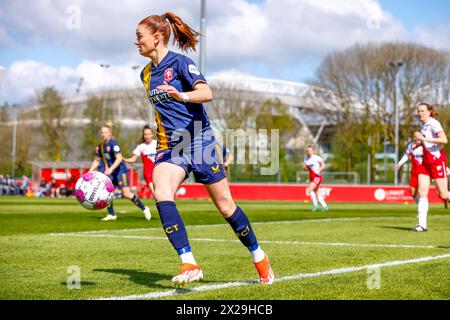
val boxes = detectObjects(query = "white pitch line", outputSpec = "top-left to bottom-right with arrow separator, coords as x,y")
48,233 -> 446,249
97,253 -> 450,300
48,216 -> 417,236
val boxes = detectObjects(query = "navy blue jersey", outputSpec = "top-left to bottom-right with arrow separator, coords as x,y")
140,50 -> 215,152
95,138 -> 127,174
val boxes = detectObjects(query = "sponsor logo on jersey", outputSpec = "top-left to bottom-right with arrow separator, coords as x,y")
148,88 -> 171,104
164,68 -> 173,81
188,64 -> 200,75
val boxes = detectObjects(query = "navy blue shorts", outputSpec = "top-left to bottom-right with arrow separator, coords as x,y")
155,143 -> 226,184
101,168 -> 129,189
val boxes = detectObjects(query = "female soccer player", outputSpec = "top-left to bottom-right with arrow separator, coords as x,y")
303,145 -> 328,212
134,12 -> 274,286
413,103 -> 449,232
89,122 -> 151,221
124,125 -> 157,198
395,137 -> 425,202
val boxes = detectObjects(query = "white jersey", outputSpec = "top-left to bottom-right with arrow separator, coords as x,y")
304,154 -> 323,176
132,140 -> 157,162
420,117 -> 444,163
405,142 -> 424,165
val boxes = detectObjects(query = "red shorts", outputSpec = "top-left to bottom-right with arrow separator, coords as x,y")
144,173 -> 153,184
409,174 -> 418,189
421,161 -> 448,180
310,175 -> 322,186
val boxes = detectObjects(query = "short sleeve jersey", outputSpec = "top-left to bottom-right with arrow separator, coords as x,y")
95,138 -> 127,173
420,117 -> 446,164
404,142 -> 424,175
304,155 -> 323,177
140,51 -> 215,152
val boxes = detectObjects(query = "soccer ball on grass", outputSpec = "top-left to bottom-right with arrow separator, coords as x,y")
75,171 -> 114,210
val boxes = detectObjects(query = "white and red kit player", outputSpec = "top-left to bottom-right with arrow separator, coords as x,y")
412,103 -> 449,232
396,138 -> 426,200
303,145 -> 328,212
124,125 -> 157,198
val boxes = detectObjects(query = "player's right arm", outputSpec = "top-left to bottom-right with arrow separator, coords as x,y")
124,145 -> 141,164
89,146 -> 101,172
123,154 -> 139,164
396,143 -> 411,171
396,155 -> 409,171
89,157 -> 100,172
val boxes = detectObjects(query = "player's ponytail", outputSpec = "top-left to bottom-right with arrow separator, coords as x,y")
419,102 -> 439,119
139,12 -> 200,52
162,12 -> 200,52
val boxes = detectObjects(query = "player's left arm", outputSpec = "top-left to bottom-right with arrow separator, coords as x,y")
104,153 -> 123,176
224,152 -> 234,167
157,81 -> 213,103
319,161 -> 326,172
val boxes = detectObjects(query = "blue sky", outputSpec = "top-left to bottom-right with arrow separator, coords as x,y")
1,0 -> 449,104
379,0 -> 450,30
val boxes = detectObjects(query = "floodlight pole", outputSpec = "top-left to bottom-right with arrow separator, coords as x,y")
100,63 -> 110,122
11,105 -> 17,178
199,0 -> 207,74
389,61 -> 403,186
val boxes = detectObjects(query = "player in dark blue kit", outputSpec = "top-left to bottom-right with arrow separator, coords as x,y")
89,122 -> 151,221
134,12 -> 274,286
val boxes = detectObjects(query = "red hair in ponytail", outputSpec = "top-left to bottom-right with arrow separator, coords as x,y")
138,12 -> 200,52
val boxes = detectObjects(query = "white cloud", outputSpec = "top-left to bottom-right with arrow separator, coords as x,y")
207,0 -> 407,69
0,0 -> 414,103
2,60 -> 146,104
414,24 -> 450,51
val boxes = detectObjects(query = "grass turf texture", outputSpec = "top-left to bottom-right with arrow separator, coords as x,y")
0,197 -> 449,300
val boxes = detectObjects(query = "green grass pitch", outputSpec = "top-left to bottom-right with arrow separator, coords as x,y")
0,196 -> 449,300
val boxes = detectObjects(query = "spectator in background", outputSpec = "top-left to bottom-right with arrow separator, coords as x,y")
0,175 -> 5,195
7,176 -> 15,195
47,179 -> 56,197
36,180 -> 47,197
20,175 -> 29,196
64,171 -> 76,197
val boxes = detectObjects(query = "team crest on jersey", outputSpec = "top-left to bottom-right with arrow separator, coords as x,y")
106,146 -> 111,153
164,68 -> 173,81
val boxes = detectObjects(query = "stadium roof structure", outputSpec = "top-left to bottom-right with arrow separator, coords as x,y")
207,75 -> 361,146
17,75 -> 366,149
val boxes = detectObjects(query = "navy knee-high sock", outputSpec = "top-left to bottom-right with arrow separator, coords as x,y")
226,206 -> 259,252
156,201 -> 191,255
131,195 -> 146,211
107,202 -> 115,216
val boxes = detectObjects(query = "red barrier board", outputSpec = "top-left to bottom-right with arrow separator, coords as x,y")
172,183 -> 444,204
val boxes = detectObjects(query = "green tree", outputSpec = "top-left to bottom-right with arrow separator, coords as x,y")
38,87 -> 71,161
313,42 -> 450,182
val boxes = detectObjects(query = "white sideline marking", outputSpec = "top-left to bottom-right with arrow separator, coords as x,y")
97,253 -> 450,300
48,216 -> 415,236
49,233 -> 446,249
